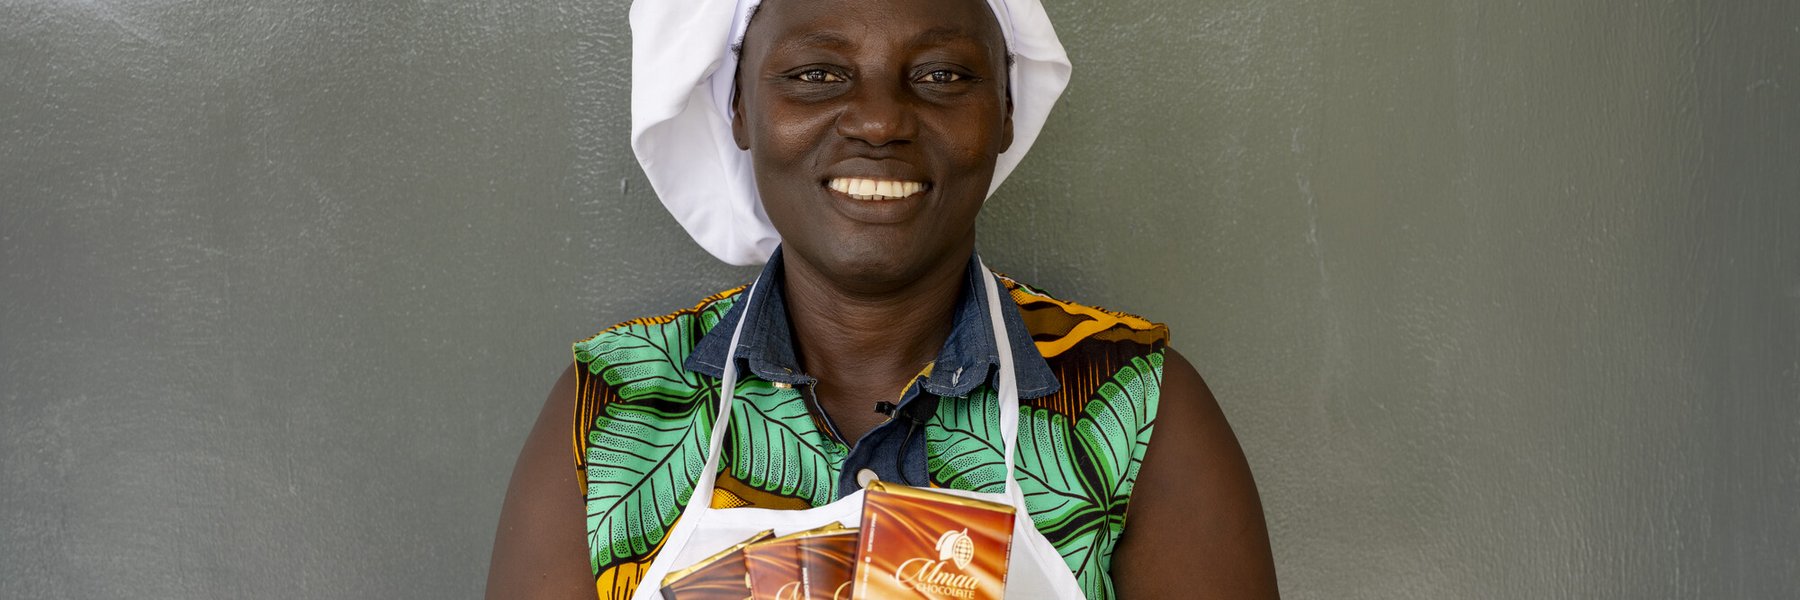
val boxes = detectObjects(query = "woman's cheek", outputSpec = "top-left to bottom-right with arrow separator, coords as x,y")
765,113 -> 834,161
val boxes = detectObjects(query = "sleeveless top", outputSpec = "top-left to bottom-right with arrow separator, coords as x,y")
571,260 -> 1169,600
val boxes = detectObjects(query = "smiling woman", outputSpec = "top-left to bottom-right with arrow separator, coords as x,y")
486,0 -> 1278,598
731,0 -> 1011,291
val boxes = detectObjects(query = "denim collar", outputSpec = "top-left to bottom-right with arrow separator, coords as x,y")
683,247 -> 1060,399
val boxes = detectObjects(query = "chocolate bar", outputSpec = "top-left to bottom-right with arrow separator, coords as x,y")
852,482 -> 1015,600
797,527 -> 857,600
744,523 -> 855,600
661,530 -> 775,600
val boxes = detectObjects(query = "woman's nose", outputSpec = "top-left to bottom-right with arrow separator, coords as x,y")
835,81 -> 918,147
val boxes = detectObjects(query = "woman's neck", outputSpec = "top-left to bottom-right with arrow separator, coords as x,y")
778,249 -> 970,440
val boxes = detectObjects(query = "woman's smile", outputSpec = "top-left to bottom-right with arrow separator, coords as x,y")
819,175 -> 933,226
820,156 -> 936,225
825,177 -> 928,201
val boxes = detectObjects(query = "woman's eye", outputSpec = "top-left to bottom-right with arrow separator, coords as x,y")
797,69 -> 842,83
922,70 -> 966,84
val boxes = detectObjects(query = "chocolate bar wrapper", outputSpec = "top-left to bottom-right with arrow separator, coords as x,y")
661,530 -> 775,600
851,482 -> 1015,600
798,528 -> 858,600
744,524 -> 850,600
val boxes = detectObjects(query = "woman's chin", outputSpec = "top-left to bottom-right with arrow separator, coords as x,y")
788,238 -> 961,293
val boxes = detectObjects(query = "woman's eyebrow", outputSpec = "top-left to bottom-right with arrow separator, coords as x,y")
909,25 -> 982,45
773,30 -> 857,53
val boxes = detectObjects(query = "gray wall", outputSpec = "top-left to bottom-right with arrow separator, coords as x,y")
2,0 -> 1795,598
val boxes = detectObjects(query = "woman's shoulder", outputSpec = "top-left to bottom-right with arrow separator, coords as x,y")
570,286 -> 747,373
994,274 -> 1171,443
997,274 -> 1170,360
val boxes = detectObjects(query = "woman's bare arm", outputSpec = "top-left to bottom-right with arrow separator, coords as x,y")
1112,348 -> 1278,599
486,363 -> 594,599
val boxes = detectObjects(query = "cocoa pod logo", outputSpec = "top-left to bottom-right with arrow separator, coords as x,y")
934,529 -> 975,570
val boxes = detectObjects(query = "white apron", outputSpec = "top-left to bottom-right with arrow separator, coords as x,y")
629,259 -> 1086,600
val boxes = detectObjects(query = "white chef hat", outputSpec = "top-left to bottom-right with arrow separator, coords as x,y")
629,0 -> 1072,265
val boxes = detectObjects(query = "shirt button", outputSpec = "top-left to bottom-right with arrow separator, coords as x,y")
856,468 -> 880,489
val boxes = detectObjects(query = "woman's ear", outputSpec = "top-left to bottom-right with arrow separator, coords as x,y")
731,83 -> 751,151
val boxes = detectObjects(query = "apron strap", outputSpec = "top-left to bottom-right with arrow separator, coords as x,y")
976,258 -> 1027,506
645,276 -> 762,581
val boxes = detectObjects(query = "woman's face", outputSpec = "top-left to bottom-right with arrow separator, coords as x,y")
733,0 -> 1013,287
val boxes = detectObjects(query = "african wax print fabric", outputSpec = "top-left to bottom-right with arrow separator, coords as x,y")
571,274 -> 1168,599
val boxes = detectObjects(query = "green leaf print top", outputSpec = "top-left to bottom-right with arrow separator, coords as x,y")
571,257 -> 1169,600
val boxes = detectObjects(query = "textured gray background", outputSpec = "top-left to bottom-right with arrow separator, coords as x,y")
3,0 -> 1796,598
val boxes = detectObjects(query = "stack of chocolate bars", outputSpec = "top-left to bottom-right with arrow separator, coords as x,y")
661,482 -> 1016,600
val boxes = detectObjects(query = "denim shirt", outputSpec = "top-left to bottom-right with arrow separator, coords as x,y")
682,247 -> 1060,498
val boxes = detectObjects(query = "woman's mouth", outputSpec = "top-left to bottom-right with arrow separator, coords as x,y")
826,177 -> 928,201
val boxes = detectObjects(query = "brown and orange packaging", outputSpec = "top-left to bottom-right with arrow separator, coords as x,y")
743,523 -> 858,600
663,483 -> 1015,600
660,530 -> 775,600
798,527 -> 859,600
851,481 -> 1016,600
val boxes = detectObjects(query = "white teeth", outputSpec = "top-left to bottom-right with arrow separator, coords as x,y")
827,177 -> 927,200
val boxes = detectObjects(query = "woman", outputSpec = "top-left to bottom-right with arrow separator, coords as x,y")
487,0 -> 1278,597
